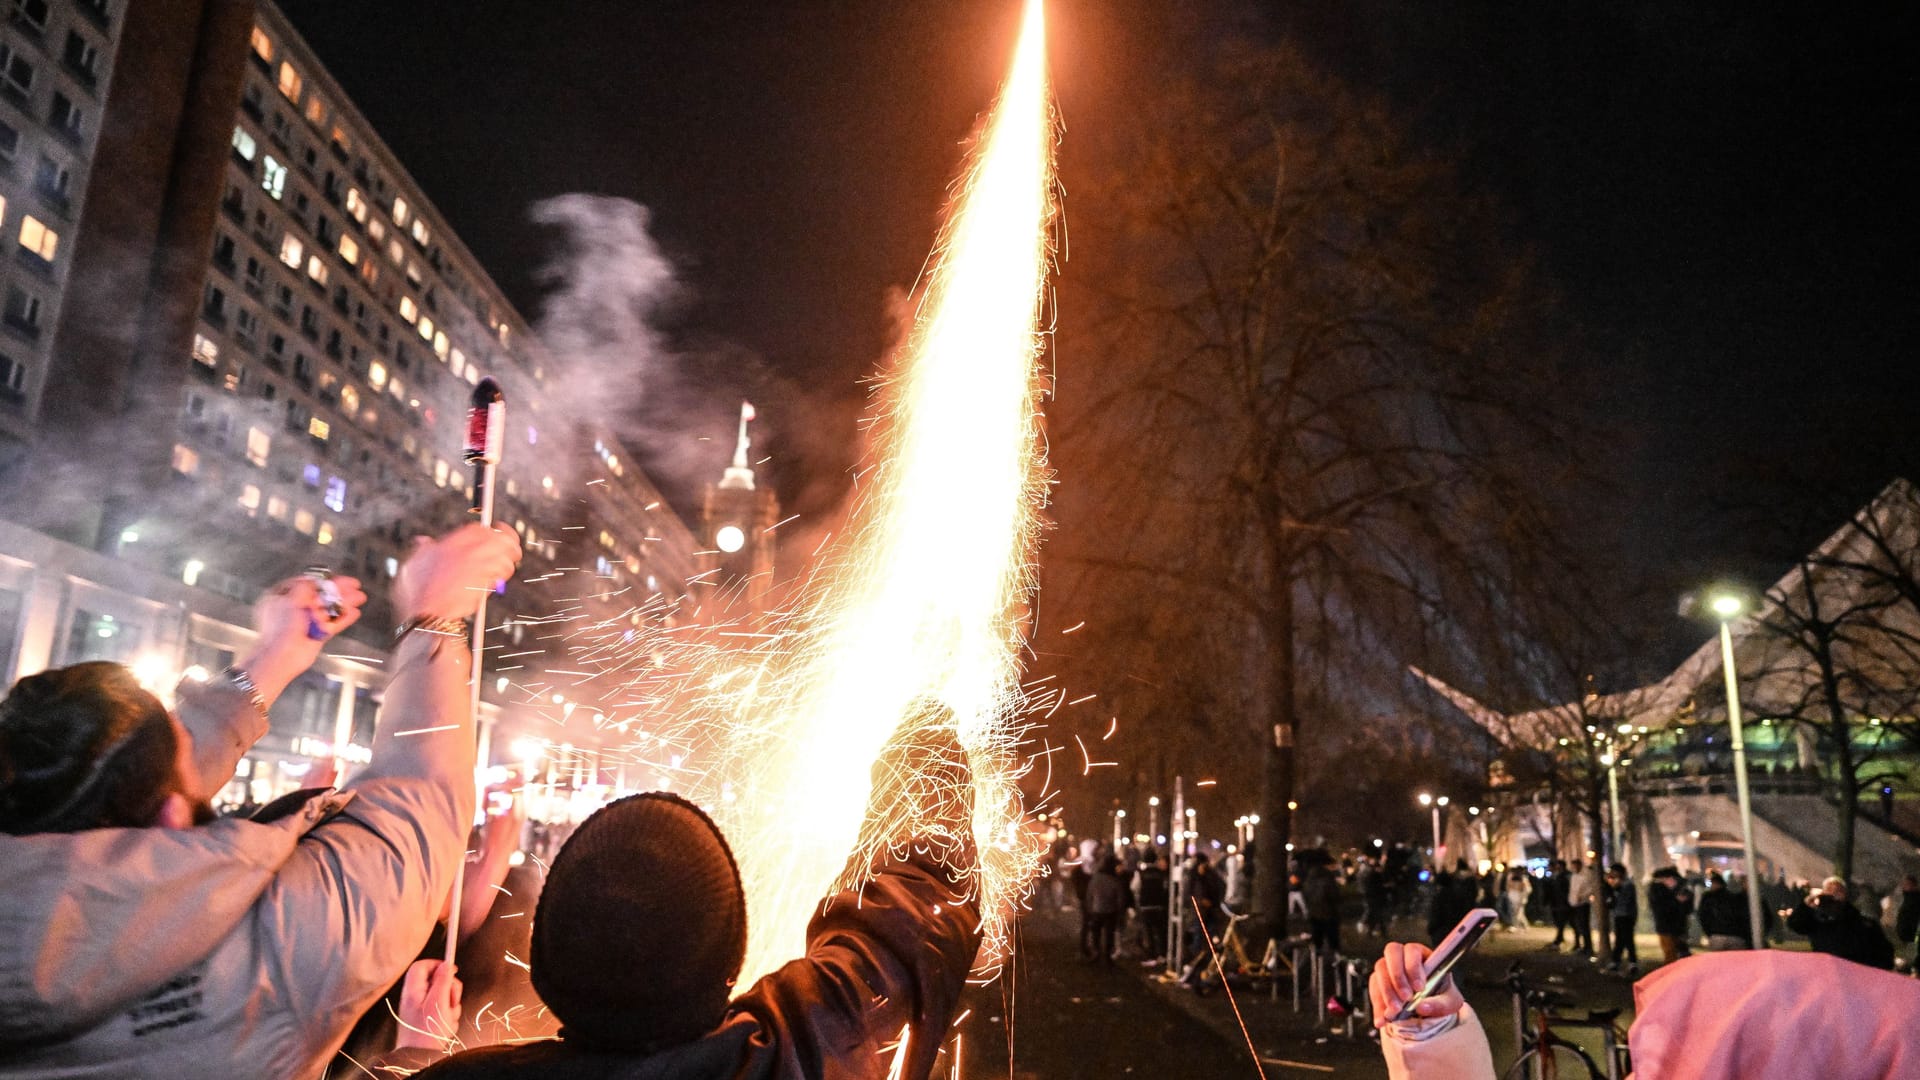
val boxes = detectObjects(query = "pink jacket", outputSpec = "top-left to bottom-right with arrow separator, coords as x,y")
1384,951 -> 1920,1080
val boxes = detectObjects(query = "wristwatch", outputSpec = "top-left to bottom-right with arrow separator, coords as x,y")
220,666 -> 269,719
396,615 -> 470,642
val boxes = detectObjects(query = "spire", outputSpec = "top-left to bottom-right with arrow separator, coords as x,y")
720,400 -> 756,490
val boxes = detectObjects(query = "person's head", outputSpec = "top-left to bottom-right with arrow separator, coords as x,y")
1102,854 -> 1122,875
1706,870 -> 1725,890
1193,853 -> 1211,873
0,662 -> 206,834
1570,858 -> 1583,872
530,793 -> 747,1053
1819,876 -> 1848,902
1653,865 -> 1680,884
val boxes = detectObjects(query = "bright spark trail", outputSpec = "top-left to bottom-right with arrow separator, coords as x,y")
705,0 -> 1057,986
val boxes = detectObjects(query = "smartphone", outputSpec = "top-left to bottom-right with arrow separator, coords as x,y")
1392,907 -> 1498,1021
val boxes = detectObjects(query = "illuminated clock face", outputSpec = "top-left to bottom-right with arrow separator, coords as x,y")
715,525 -> 746,553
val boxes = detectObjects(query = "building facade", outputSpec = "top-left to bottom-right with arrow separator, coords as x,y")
0,0 -> 703,808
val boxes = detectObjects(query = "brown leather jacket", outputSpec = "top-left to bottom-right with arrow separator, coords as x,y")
0,632 -> 474,1079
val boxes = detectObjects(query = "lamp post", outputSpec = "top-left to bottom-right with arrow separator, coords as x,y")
1148,796 -> 1161,849
1708,592 -> 1767,950
1419,792 -> 1449,867
1600,751 -> 1625,867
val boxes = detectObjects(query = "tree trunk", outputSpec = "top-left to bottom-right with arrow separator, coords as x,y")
1588,780 -> 1612,959
1255,570 -> 1297,942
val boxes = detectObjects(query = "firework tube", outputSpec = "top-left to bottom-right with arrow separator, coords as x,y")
447,377 -> 505,965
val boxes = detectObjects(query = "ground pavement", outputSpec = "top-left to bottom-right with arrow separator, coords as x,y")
957,907 -> 1695,1079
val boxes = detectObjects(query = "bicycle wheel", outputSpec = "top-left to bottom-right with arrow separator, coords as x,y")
1503,1040 -> 1606,1080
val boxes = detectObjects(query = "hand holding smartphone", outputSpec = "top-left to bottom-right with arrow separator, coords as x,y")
1390,907 -> 1498,1022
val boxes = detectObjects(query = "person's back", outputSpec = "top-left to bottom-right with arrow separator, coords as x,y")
1136,860 -> 1170,910
393,714 -> 985,1080
0,526 -> 519,1079
1088,864 -> 1128,915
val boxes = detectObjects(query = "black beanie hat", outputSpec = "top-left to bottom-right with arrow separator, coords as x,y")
530,792 -> 748,1052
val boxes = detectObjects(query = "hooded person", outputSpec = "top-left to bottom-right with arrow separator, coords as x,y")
385,708 -> 984,1080
0,523 -> 522,1079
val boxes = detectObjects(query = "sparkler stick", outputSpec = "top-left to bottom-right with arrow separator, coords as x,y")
447,377 -> 505,966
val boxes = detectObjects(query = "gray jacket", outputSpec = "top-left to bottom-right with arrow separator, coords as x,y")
0,632 -> 474,1079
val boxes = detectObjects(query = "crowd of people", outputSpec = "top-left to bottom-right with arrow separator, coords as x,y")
0,524 -> 987,1079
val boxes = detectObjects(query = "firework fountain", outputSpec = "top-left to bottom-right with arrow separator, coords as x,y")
697,0 -> 1058,986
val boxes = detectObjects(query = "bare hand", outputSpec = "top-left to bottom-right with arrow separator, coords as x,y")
1370,942 -> 1464,1028
395,959 -> 463,1050
230,575 -> 370,707
394,523 -> 524,622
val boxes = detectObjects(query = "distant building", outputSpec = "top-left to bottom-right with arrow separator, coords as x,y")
0,1 -> 701,808
698,401 -> 782,619
1421,479 -> 1920,891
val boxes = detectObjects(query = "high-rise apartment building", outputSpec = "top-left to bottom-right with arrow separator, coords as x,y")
0,0 -> 704,806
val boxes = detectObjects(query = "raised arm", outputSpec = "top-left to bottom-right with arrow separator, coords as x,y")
175,575 -> 368,802
251,524 -> 521,1067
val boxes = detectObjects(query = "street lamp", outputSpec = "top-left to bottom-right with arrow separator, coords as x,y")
1599,751 -> 1625,866
1418,792 -> 1448,866
1708,588 -> 1767,950
1148,796 -> 1160,846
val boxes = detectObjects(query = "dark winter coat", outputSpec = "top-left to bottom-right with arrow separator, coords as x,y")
1648,879 -> 1694,936
1787,896 -> 1895,970
1605,878 -> 1638,923
393,850 -> 982,1080
1696,886 -> 1749,939
1135,865 -> 1170,910
1087,869 -> 1131,916
1896,887 -> 1920,947
1546,870 -> 1572,913
1303,867 -> 1342,921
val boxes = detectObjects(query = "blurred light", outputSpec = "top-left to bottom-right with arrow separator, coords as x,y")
1418,792 -> 1433,807
1148,796 -> 1160,806
511,736 -> 545,763
1437,796 -> 1450,807
715,524 -> 746,553
182,559 -> 205,587
1709,593 -> 1745,619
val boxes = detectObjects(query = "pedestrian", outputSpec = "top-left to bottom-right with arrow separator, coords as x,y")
1305,858 -> 1343,954
1505,867 -> 1534,932
1786,877 -> 1895,970
1086,854 -> 1132,964
0,524 -> 522,1078
1545,859 -> 1572,949
1135,851 -> 1170,964
1895,874 -> 1920,970
1178,853 -> 1227,986
1427,860 -> 1479,947
1072,836 -> 1097,956
1648,866 -> 1694,962
1566,858 -> 1597,956
380,714 -> 981,1079
1696,870 -> 1751,951
1361,855 -> 1392,935
1605,863 -> 1639,974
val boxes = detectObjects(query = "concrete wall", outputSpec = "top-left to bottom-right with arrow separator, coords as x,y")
1647,791 -> 1920,890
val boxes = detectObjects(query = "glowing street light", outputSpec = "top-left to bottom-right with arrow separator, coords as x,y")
1706,588 -> 1767,950
1418,791 -> 1448,865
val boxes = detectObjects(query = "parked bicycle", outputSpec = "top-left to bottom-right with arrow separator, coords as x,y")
1504,962 -> 1630,1080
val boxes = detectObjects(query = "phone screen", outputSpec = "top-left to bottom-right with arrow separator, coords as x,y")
1392,907 -> 1498,1021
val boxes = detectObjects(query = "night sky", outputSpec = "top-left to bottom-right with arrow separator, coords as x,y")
281,1 -> 1914,658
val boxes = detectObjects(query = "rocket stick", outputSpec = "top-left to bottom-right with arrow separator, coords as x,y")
447,377 -> 505,966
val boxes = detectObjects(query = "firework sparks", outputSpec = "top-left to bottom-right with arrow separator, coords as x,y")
702,0 -> 1057,985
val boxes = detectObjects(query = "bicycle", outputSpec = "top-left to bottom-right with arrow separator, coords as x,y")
1181,908 -> 1276,995
1503,962 -> 1631,1080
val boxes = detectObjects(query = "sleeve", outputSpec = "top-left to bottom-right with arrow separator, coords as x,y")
252,631 -> 477,1061
1785,901 -> 1815,936
175,678 -> 271,804
731,852 -> 983,1080
1380,1003 -> 1498,1080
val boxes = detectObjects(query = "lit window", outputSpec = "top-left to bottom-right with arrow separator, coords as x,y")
18,216 -> 58,262
305,254 -> 328,285
385,557 -> 399,578
345,188 -> 368,223
388,374 -> 404,400
302,463 -> 321,486
293,509 -> 315,535
417,315 -> 433,342
330,125 -> 352,154
337,234 -> 359,264
410,218 -> 429,245
465,365 -> 479,386
387,240 -> 404,266
367,217 -> 385,243
367,361 -> 387,390
261,155 -> 287,200
391,196 -> 409,226
307,416 -> 329,440
324,476 -> 346,512
598,530 -> 614,549
498,324 -> 510,346
449,348 -> 465,377
432,331 -> 448,359
278,233 -> 302,268
231,126 -> 257,161
267,495 -> 289,521
238,484 -> 261,515
277,62 -> 302,102
340,385 -> 359,414
171,444 -> 200,475
397,295 -> 417,324
433,459 -> 448,486
304,96 -> 327,127
246,426 -> 270,467
250,27 -> 274,62
316,521 -> 333,545
192,334 -> 219,368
